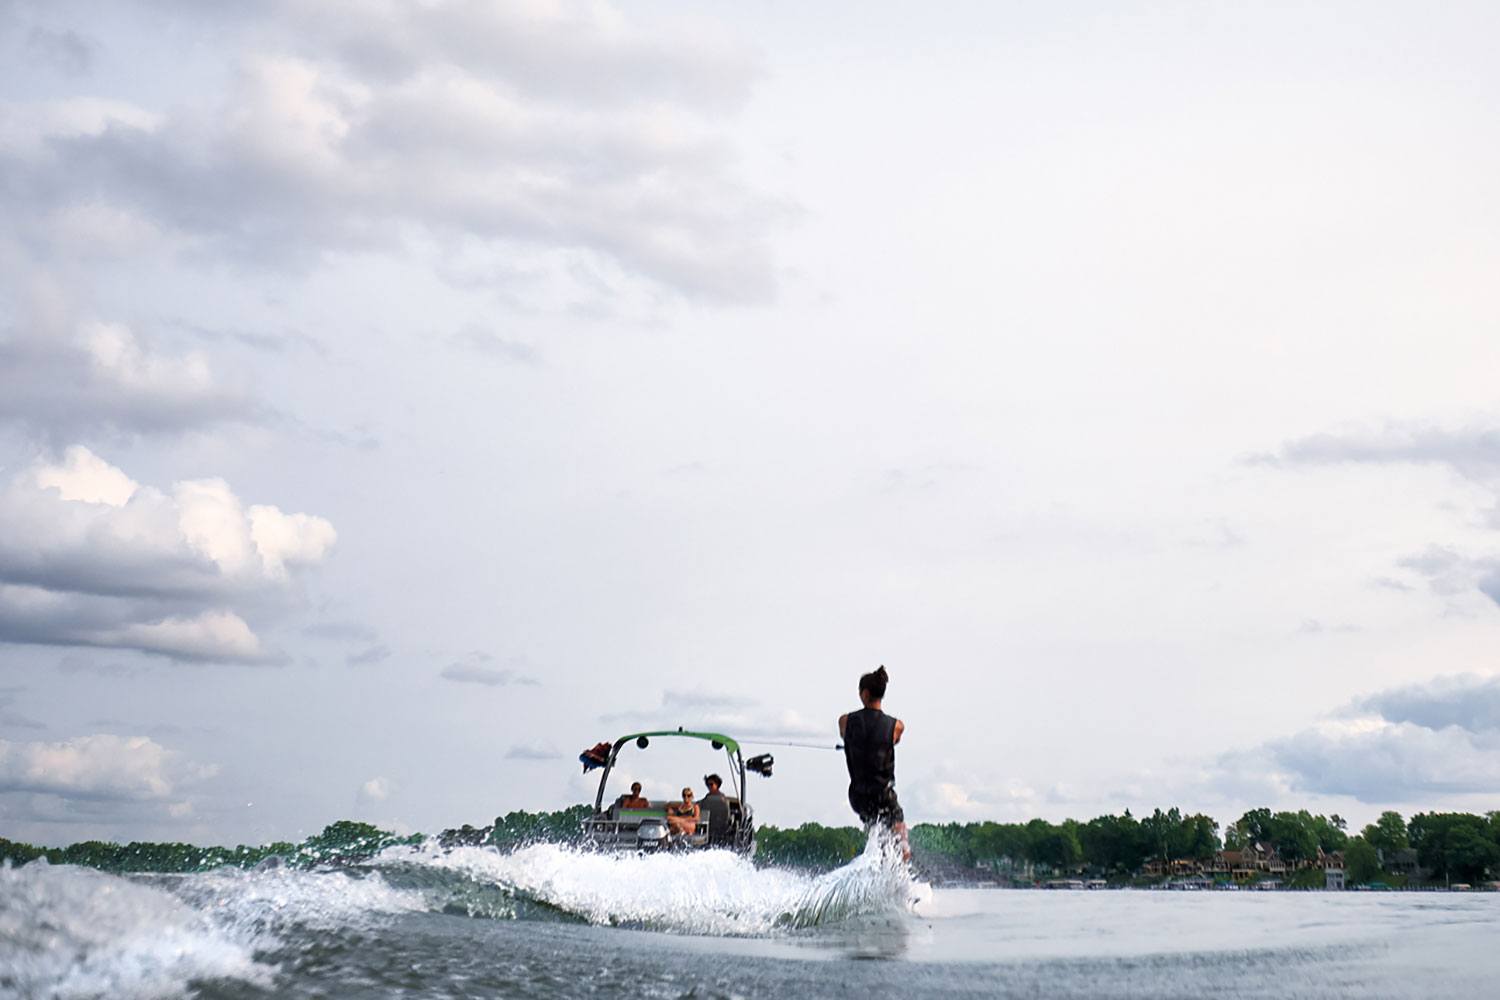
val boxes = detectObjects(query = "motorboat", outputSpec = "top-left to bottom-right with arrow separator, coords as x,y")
578,728 -> 771,856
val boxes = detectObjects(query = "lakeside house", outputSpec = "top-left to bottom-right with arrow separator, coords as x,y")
1146,843 -> 1347,886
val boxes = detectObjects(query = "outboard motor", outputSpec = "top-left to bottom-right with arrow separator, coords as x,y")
636,818 -> 669,848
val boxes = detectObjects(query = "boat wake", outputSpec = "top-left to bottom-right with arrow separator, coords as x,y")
1,836 -> 922,998
0,858 -> 427,999
373,830 -> 921,935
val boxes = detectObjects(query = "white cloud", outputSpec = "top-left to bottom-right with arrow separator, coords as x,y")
0,448 -> 335,661
102,611 -> 264,663
358,776 -> 391,802
439,663 -> 536,686
0,734 -> 215,802
0,319 -> 258,439
0,3 -> 777,304
347,643 -> 393,666
907,766 -> 1050,823
505,743 -> 561,761
601,690 -> 830,743
29,443 -> 138,504
1263,422 -> 1500,607
1209,674 -> 1500,803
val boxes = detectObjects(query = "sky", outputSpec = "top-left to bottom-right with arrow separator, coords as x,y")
2,0 -> 1500,847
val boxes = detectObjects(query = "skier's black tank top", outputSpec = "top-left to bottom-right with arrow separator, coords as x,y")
843,708 -> 896,791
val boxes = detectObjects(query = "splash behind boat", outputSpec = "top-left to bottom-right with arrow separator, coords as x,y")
579,729 -> 772,856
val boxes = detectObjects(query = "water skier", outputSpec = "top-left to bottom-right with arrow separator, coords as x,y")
838,665 -> 910,861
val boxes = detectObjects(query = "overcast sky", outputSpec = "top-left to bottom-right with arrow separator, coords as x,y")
3,0 -> 1500,847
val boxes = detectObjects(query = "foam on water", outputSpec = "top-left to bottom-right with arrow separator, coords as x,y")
1,858 -> 431,999
0,861 -> 269,1000
166,861 -> 429,935
0,838 -> 921,997
376,832 -> 921,936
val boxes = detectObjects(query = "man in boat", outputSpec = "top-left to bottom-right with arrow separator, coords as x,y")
698,773 -> 731,846
665,786 -> 699,836
839,665 -> 909,861
616,782 -> 649,809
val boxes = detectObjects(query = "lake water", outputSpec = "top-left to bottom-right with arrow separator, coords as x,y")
3,838 -> 1496,999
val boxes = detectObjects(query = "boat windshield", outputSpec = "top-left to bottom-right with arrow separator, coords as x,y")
603,737 -> 742,806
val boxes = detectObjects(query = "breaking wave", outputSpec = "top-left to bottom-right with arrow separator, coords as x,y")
0,859 -> 426,1000
1,861 -> 266,1000
372,829 -> 921,935
1,837 -> 921,998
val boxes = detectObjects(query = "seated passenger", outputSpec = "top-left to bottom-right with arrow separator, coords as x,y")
616,782 -> 649,810
665,786 -> 699,836
698,773 -> 731,846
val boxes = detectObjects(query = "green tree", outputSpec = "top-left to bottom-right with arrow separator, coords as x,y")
1267,812 -> 1319,864
1362,811 -> 1408,855
1078,813 -> 1147,874
1344,837 -> 1381,885
1237,808 -> 1274,844
1174,814 -> 1222,861
489,805 -> 591,849
0,837 -> 46,866
1409,812 -> 1498,883
1139,808 -> 1180,864
1029,823 -> 1082,871
1308,813 -> 1349,853
757,823 -> 865,868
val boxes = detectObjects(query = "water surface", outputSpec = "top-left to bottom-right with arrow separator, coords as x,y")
3,840 -> 1494,999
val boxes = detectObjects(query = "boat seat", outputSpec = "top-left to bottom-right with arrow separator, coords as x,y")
682,814 -> 711,847
619,807 -> 666,820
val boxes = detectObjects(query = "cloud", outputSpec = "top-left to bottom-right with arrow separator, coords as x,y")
450,325 -> 538,364
1387,545 -> 1500,605
1260,422 -> 1500,606
908,774 -> 1051,823
302,620 -> 378,641
0,689 -> 46,731
439,662 -> 538,687
347,643 -> 392,666
25,26 -> 95,76
301,0 -> 756,109
0,447 -> 335,662
0,734 -> 216,802
601,689 -> 829,742
1353,673 -> 1500,734
880,462 -> 979,493
1259,423 -> 1500,483
1,3 -> 778,304
505,743 -> 561,761
1213,674 -> 1500,802
357,776 -> 391,803
661,689 -> 757,711
0,319 -> 262,441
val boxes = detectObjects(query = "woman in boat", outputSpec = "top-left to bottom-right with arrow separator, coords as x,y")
665,786 -> 699,835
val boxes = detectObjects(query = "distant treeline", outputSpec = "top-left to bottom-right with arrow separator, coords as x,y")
4,805 -> 1497,884
0,820 -> 422,873
0,806 -> 592,874
758,807 -> 1500,885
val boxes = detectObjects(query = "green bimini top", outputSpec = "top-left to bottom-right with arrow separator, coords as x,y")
612,730 -> 740,755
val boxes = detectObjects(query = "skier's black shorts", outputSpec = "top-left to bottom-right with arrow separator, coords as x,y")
849,784 -> 904,827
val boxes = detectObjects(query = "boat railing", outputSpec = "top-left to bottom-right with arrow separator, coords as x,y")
582,814 -> 713,840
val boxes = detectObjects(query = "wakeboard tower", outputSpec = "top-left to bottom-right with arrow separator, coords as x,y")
579,728 -> 773,856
